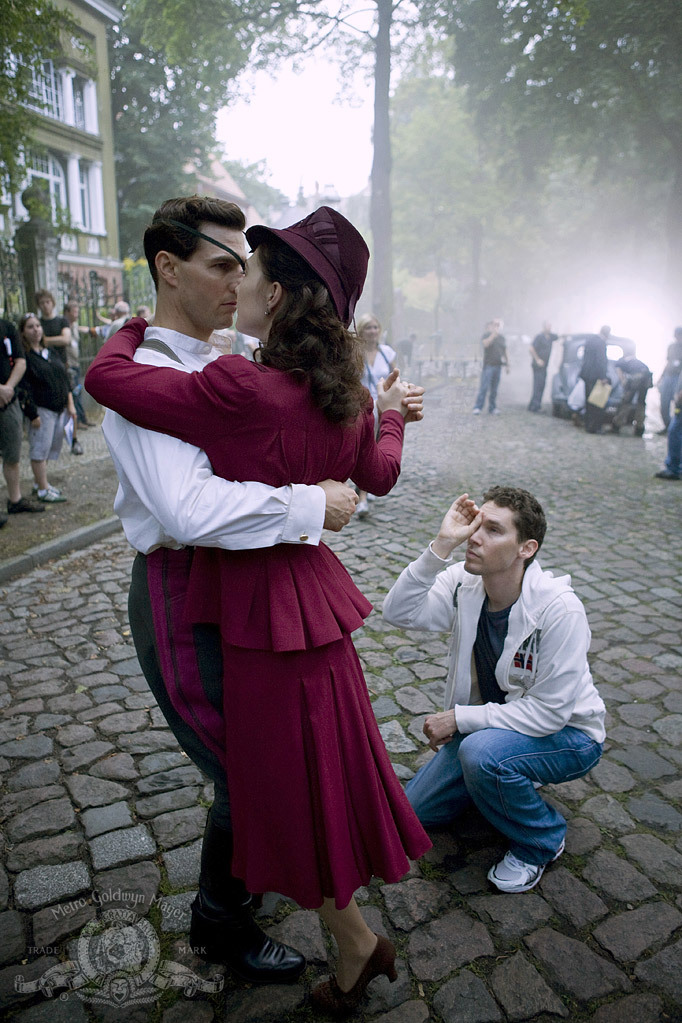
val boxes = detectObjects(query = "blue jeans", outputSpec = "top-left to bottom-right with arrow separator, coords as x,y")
659,374 -> 678,429
474,365 -> 502,412
405,726 -> 603,865
665,409 -> 682,475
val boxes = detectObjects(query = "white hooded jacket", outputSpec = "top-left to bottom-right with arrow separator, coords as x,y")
383,547 -> 606,743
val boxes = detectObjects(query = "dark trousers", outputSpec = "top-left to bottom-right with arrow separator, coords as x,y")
128,551 -> 232,829
528,364 -> 547,412
613,375 -> 649,433
582,377 -> 604,433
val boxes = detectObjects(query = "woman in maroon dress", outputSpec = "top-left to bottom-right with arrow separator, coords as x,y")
86,207 -> 430,1016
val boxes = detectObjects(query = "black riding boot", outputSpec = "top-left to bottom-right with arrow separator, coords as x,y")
189,812 -> 306,984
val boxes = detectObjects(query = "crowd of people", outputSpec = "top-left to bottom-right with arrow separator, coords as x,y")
0,293 -> 159,529
468,315 -> 681,458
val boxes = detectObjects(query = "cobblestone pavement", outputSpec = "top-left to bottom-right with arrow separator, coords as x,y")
1,378 -> 681,1023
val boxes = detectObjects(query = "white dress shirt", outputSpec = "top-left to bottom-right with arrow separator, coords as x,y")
101,326 -> 326,554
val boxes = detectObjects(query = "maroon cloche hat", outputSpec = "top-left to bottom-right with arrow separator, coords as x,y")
245,206 -> 369,327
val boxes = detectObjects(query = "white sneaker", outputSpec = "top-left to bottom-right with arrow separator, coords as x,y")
472,408 -> 481,415
37,488 -> 67,503
356,500 -> 369,519
33,484 -> 62,497
488,839 -> 565,893
490,408 -> 501,415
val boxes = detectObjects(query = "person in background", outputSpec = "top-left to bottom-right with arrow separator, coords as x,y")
473,318 -> 508,415
0,316 -> 44,525
135,304 -> 153,322
356,312 -> 396,519
64,299 -> 93,449
17,314 -> 74,503
656,326 -> 682,434
37,290 -> 71,365
579,325 -> 610,434
610,355 -> 652,436
527,321 -> 558,413
654,367 -> 682,480
397,332 -> 415,368
104,301 -> 131,339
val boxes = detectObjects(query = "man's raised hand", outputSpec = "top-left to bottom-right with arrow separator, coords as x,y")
431,493 -> 482,560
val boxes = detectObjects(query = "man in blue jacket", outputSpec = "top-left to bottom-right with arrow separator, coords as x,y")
383,486 -> 606,892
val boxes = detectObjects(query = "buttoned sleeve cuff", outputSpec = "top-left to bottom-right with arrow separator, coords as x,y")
280,483 -> 326,545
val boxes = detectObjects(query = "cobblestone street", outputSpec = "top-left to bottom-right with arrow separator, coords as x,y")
1,376 -> 681,1023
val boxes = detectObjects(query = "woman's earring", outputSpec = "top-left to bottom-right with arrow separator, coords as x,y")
264,307 -> 270,317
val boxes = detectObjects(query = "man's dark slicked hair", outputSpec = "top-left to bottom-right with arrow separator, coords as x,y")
482,485 -> 547,565
143,195 -> 246,288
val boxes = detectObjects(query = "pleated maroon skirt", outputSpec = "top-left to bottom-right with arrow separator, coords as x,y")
222,635 -> 431,909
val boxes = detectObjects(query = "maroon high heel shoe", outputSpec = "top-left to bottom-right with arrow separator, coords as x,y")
310,934 -> 397,1018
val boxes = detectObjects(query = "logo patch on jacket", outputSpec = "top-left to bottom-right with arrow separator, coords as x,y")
510,630 -> 541,687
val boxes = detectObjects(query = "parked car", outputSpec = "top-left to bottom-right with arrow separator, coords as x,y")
551,334 -> 637,422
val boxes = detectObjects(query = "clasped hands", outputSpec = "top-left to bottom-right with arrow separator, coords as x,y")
377,368 -> 425,422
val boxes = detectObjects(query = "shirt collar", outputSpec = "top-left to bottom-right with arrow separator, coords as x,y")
144,325 -> 214,356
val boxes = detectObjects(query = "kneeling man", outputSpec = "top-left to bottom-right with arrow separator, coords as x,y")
383,486 -> 605,892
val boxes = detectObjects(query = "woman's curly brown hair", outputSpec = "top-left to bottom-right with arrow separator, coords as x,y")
254,237 -> 368,425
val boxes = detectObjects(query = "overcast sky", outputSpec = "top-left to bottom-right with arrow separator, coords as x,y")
215,52 -> 374,201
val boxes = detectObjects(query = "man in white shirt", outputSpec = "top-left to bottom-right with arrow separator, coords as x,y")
101,195 -> 360,985
383,486 -> 605,894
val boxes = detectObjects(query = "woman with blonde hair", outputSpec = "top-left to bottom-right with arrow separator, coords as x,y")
355,312 -> 396,518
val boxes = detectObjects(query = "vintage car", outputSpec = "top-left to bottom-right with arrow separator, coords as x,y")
551,334 -> 637,421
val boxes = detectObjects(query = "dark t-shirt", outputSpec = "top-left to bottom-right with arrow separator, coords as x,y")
39,316 -> 69,365
531,332 -> 557,365
579,335 -> 608,382
615,356 -> 650,378
482,334 -> 507,367
23,348 -> 71,413
1,318 -> 23,387
473,597 -> 512,705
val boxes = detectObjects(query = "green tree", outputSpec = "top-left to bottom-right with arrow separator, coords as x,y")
110,23 -> 216,256
121,0 -> 432,336
222,159 -> 286,219
0,0 -> 78,187
431,0 -> 682,294
392,70 -> 502,336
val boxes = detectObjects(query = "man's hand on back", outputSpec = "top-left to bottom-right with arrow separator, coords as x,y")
318,479 -> 358,532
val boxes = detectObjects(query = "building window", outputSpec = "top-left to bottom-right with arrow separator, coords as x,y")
73,77 -> 86,130
28,60 -> 64,121
26,152 -> 67,222
78,163 -> 91,230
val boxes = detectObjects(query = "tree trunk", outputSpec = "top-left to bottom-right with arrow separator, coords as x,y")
665,144 -> 682,299
370,0 -> 393,336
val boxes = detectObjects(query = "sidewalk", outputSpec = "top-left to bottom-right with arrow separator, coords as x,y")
0,379 -> 681,1022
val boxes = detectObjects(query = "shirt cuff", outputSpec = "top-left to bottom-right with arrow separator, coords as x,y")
427,540 -> 455,563
280,483 -> 326,545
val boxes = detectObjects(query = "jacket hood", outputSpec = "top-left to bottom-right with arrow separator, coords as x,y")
519,560 -> 574,624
